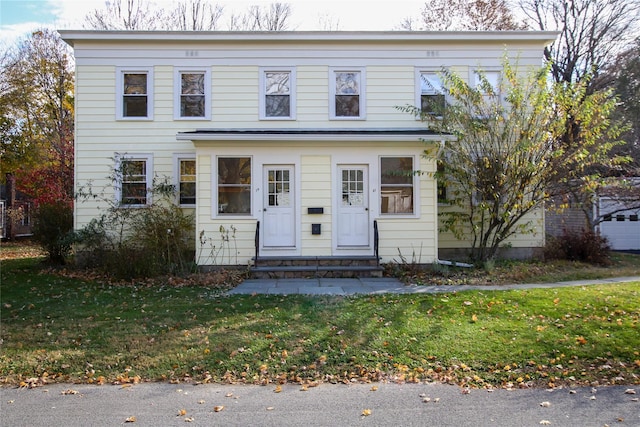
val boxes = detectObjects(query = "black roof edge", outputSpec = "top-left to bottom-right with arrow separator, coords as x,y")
179,128 -> 445,136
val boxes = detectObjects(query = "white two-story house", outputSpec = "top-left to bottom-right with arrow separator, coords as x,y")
60,30 -> 556,274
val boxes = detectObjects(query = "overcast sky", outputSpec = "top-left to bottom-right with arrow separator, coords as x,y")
1,0 -> 427,47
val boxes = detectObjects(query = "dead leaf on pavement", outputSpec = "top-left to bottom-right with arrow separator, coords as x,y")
274,385 -> 282,393
624,389 -> 636,394
362,409 -> 372,416
213,406 -> 224,412
61,389 -> 79,395
539,401 -> 551,407
539,421 -> 550,425
370,386 -> 378,391
177,409 -> 187,416
125,416 -> 136,423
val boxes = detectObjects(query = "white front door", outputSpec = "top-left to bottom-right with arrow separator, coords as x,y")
263,166 -> 295,248
337,165 -> 370,247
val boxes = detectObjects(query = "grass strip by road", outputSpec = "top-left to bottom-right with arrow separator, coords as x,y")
1,257 -> 639,389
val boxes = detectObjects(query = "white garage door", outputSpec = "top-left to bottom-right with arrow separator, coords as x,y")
598,198 -> 640,250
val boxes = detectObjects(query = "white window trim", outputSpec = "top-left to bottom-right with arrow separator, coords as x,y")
329,67 -> 366,120
379,155 -> 418,218
115,153 -> 154,207
259,67 -> 296,120
116,67 -> 154,121
415,68 -> 446,119
214,155 -> 253,218
173,67 -> 211,120
174,153 -> 196,207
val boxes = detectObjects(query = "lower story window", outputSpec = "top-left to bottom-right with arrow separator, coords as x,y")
179,159 -> 196,205
218,157 -> 251,215
380,156 -> 414,214
118,155 -> 151,206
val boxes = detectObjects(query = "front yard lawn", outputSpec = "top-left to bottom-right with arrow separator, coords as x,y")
1,250 -> 639,389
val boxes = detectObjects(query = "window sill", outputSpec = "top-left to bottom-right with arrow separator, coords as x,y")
174,117 -> 210,121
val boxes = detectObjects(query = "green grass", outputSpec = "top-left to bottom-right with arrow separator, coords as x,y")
1,255 -> 639,388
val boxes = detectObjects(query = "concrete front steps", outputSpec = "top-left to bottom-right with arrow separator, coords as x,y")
250,256 -> 383,279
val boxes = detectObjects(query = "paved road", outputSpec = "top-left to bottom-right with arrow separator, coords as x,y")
2,383 -> 638,426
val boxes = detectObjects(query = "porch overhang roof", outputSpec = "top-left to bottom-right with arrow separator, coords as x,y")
176,128 -> 453,143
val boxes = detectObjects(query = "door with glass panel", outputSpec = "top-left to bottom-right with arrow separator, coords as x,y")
263,166 -> 295,248
337,165 -> 369,247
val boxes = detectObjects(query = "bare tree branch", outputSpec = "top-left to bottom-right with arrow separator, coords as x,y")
519,0 -> 640,86
400,0 -> 526,31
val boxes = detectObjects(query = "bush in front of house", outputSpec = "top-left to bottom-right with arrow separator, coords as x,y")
544,228 -> 611,265
74,203 -> 195,280
73,175 -> 196,280
32,201 -> 74,264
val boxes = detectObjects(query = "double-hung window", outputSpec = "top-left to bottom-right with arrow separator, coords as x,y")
260,68 -> 296,119
217,157 -> 251,215
474,69 -> 501,101
174,68 -> 210,120
175,156 -> 196,206
117,68 -> 153,120
117,154 -> 153,206
417,71 -> 446,116
330,68 -> 365,119
380,157 -> 414,215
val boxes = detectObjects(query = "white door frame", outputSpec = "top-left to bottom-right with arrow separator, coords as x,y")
333,163 -> 373,255
261,164 -> 298,254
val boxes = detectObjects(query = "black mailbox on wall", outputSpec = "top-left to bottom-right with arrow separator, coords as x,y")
311,224 -> 321,235
308,207 -> 324,214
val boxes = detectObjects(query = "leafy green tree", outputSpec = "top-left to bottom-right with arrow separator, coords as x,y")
606,39 -> 640,173
519,0 -> 639,224
0,29 -> 74,205
402,59 -> 625,262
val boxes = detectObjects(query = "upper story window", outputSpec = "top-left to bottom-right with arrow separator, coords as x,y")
380,156 -> 414,215
117,68 -> 154,120
260,68 -> 296,120
330,68 -> 365,119
175,156 -> 196,206
474,70 -> 501,97
417,71 -> 446,116
218,157 -> 251,216
175,68 -> 210,120
116,154 -> 153,206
